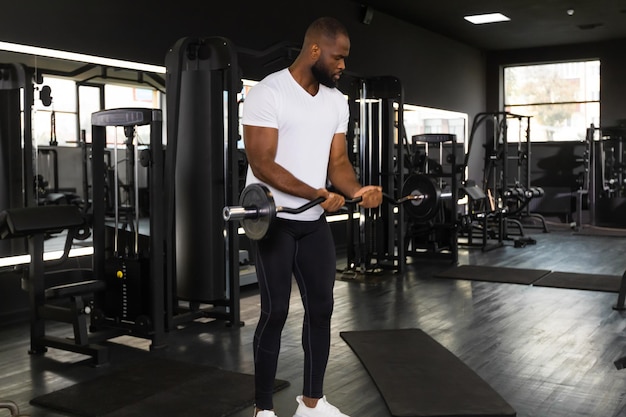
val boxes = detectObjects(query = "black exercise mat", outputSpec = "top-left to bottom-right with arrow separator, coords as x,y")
30,357 -> 289,417
435,264 -> 550,285
340,329 -> 516,417
533,271 -> 622,292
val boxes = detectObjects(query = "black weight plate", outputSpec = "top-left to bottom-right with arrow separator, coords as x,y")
401,174 -> 440,222
239,183 -> 276,240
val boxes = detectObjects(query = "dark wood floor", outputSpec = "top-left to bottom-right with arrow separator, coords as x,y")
3,221 -> 626,417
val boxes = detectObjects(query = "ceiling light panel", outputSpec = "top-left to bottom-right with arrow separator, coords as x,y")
464,13 -> 510,25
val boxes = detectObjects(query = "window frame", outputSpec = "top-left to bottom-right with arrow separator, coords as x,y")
502,59 -> 600,142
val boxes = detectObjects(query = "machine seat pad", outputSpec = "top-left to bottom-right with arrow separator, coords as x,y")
45,279 -> 106,299
0,205 -> 84,239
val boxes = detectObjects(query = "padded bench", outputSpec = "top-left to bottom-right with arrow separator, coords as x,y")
0,204 -> 84,238
0,205 -> 108,365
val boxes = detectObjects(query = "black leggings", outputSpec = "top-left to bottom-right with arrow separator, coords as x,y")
252,216 -> 336,410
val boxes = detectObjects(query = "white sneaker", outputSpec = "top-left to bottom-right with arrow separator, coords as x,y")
256,410 -> 278,417
292,395 -> 349,417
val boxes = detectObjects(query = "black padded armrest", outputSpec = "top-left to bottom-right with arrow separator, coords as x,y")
45,279 -> 106,299
0,205 -> 84,239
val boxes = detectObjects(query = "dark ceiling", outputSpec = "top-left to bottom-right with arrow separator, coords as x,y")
359,0 -> 626,50
3,0 -> 626,77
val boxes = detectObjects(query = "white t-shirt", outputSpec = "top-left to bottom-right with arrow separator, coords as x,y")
242,68 -> 349,221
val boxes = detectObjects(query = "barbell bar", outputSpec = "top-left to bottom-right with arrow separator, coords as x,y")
223,184 -> 368,240
223,173 -> 449,240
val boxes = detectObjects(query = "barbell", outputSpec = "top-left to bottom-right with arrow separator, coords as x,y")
223,173 -> 451,240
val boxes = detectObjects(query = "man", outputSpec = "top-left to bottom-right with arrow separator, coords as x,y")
242,16 -> 383,417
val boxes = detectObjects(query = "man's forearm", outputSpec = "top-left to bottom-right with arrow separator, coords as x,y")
328,159 -> 362,198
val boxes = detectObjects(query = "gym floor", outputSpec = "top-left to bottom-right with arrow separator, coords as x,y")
2,223 -> 626,417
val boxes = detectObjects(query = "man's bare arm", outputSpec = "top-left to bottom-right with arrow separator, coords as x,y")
327,132 -> 382,208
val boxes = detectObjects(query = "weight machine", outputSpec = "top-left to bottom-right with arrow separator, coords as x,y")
331,75 -> 463,274
0,38 -> 245,364
87,37 -> 242,350
404,133 -> 460,262
89,108 -> 167,348
338,75 -> 407,275
0,63 -> 109,364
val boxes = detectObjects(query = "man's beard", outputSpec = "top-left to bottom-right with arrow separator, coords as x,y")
311,61 -> 337,88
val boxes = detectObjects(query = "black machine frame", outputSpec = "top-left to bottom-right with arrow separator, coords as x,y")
87,38 -> 242,349
89,35 -> 244,349
90,108 -> 168,348
460,111 -> 546,251
340,75 -> 407,274
405,133 -> 460,263
0,35 -> 244,360
164,37 -> 242,329
0,64 -> 37,215
583,124 -> 626,228
338,75 -> 464,272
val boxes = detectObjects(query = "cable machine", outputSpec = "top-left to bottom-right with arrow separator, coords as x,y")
88,37 -> 242,350
90,108 -> 167,348
339,75 -> 406,276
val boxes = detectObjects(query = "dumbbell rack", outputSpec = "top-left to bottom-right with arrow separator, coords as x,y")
502,113 -> 548,233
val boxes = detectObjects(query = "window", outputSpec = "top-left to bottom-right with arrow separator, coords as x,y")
503,60 -> 600,142
104,84 -> 160,109
33,76 -> 78,146
102,84 -> 162,146
32,77 -> 163,147
403,104 -> 468,145
78,84 -> 102,144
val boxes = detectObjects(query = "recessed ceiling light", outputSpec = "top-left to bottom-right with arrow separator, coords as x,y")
464,13 -> 510,25
0,41 -> 166,73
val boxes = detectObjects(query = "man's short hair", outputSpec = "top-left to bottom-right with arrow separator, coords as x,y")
305,17 -> 349,42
